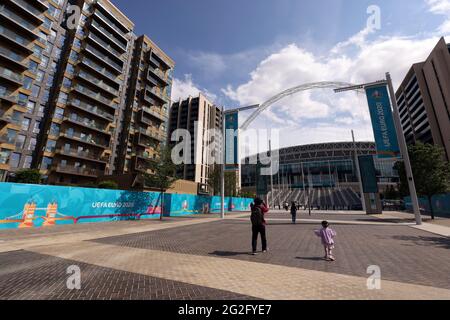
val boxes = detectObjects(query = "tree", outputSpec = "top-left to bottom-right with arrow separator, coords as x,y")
14,169 -> 42,184
207,164 -> 221,196
395,142 -> 450,219
143,146 -> 179,220
225,171 -> 238,197
97,180 -> 119,190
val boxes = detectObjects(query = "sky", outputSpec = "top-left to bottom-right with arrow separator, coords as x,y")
113,0 -> 450,150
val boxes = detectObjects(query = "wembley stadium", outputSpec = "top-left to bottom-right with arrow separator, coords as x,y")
241,142 -> 400,210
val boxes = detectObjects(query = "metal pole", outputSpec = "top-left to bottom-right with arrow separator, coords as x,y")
352,130 -> 367,213
386,72 -> 422,225
269,139 -> 274,208
221,108 -> 225,219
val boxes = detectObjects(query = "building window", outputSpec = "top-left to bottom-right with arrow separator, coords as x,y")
23,156 -> 32,169
9,153 -> 21,168
41,157 -> 53,170
33,121 -> 41,134
23,76 -> 33,90
18,93 -> 28,106
31,85 -> 41,98
21,118 -> 31,131
28,138 -> 37,151
45,140 -> 56,153
50,123 -> 60,136
54,107 -> 64,120
15,135 -> 26,149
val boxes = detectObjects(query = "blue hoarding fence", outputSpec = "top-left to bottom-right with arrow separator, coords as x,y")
0,183 -> 253,230
365,84 -> 401,159
404,193 -> 450,218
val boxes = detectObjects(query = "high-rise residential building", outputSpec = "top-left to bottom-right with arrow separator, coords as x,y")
115,35 -> 174,177
168,93 -> 222,189
0,0 -> 175,186
0,0 -> 49,182
396,37 -> 450,161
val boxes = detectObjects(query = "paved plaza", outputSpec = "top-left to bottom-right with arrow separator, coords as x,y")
0,211 -> 449,300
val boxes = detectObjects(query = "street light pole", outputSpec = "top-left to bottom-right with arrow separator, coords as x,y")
220,104 -> 260,219
352,130 -> 367,213
386,72 -> 422,225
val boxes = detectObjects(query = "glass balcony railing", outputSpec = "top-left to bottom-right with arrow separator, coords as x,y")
87,32 -> 123,60
73,84 -> 114,108
147,86 -> 169,102
90,20 -> 127,52
77,70 -> 119,96
81,58 -> 119,82
0,66 -> 23,84
84,44 -> 123,72
54,165 -> 102,177
56,147 -> 109,163
68,98 -> 114,121
10,0 -> 44,17
0,25 -> 31,48
61,131 -> 109,148
93,9 -> 128,39
64,113 -> 109,133
0,5 -> 39,34
138,127 -> 165,142
0,87 -> 19,103
0,134 -> 16,144
0,46 -> 26,66
142,107 -> 168,121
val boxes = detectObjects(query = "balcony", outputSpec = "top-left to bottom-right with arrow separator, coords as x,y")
72,84 -> 116,109
60,132 -> 110,149
93,9 -> 128,42
150,51 -> 171,69
145,86 -> 169,104
148,67 -> 169,86
87,32 -> 124,61
0,5 -> 39,38
53,165 -> 103,177
0,25 -> 32,52
96,1 -> 130,33
55,147 -> 109,164
142,107 -> 168,122
138,128 -> 165,142
76,70 -> 119,96
0,46 -> 27,70
83,44 -> 123,74
9,0 -> 44,24
68,98 -> 114,122
80,59 -> 121,86
63,114 -> 111,135
90,20 -> 127,53
0,88 -> 19,104
0,66 -> 23,86
0,134 -> 15,144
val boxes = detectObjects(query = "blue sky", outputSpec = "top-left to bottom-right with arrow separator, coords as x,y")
113,0 -> 450,148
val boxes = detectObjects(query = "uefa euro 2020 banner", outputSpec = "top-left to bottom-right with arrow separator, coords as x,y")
225,112 -> 239,171
0,183 -> 253,230
365,84 -> 400,159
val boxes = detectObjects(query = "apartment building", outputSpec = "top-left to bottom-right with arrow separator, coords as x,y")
0,0 -> 175,186
168,93 -> 222,188
116,35 -> 174,177
396,37 -> 450,161
0,0 -> 48,181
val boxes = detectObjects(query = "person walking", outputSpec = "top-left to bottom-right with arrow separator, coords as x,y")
314,221 -> 337,261
290,201 -> 298,224
250,198 -> 269,255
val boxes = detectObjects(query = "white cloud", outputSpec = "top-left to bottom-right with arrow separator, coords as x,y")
222,0 -> 450,148
171,74 -> 217,102
426,0 -> 450,32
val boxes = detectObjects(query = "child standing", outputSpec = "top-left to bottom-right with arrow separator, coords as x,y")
314,221 -> 337,261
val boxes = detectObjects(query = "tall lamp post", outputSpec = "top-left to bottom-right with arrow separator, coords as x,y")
334,76 -> 422,225
221,104 -> 260,219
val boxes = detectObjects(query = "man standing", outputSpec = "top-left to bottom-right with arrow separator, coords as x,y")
250,198 -> 269,255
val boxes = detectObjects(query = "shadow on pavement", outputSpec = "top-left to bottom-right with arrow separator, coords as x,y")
391,235 -> 450,249
296,256 -> 325,261
208,250 -> 252,257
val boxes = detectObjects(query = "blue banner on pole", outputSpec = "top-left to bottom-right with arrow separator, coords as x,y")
365,85 -> 400,158
225,112 -> 239,171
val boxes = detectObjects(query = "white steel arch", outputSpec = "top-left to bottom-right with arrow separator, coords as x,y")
240,81 -> 360,130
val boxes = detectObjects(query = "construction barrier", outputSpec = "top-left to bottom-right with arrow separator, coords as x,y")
0,183 -> 253,230
404,193 -> 450,218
